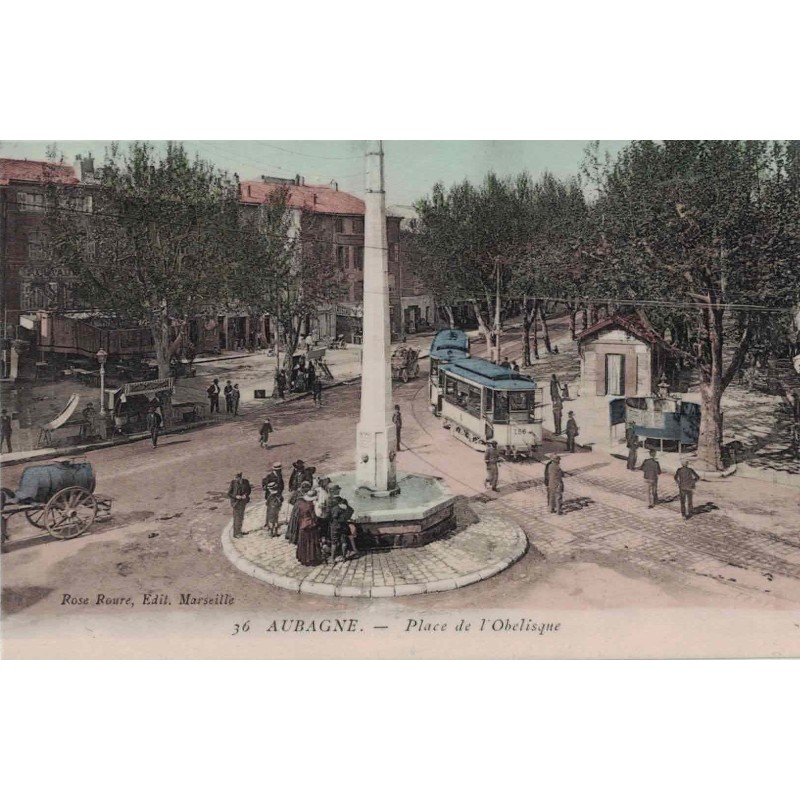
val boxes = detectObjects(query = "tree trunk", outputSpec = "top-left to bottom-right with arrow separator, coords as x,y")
532,298 -> 540,359
441,304 -> 455,328
539,303 -> 553,354
471,300 -> 493,358
522,299 -> 532,367
569,306 -> 577,340
696,307 -> 725,470
152,307 -> 172,380
582,307 -> 588,332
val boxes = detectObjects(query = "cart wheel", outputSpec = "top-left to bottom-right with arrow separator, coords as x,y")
24,507 -> 47,529
401,369 -> 409,383
44,487 -> 97,540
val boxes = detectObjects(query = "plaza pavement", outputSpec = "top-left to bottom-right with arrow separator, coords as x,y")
223,500 -> 527,598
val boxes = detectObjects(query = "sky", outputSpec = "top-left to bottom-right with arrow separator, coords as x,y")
0,140 -> 630,211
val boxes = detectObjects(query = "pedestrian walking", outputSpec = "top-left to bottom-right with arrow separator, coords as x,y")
263,462 -> 284,496
674,459 -> 701,519
565,411 -> 579,453
264,481 -> 282,537
625,421 -> 640,470
289,460 -> 306,493
224,380 -> 234,413
207,378 -> 220,414
545,455 -> 565,514
312,376 -> 323,408
296,487 -> 323,566
640,448 -> 661,508
1,409 -> 12,454
232,383 -> 241,415
147,405 -> 163,448
227,472 -> 251,538
484,440 -> 500,491
552,393 -> 563,436
392,404 -> 403,450
550,374 -> 561,405
259,417 -> 274,448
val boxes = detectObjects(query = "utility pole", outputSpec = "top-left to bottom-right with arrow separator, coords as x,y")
494,259 -> 502,364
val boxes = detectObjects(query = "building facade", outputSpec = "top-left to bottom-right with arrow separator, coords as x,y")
240,177 -> 407,341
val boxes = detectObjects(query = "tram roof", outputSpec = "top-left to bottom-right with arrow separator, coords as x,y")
430,328 -> 470,359
442,358 -> 538,391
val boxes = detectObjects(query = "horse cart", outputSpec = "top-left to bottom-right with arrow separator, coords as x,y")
391,346 -> 421,383
1,459 -> 112,549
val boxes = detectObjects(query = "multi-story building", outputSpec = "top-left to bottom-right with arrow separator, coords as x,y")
240,176 -> 406,341
0,157 -> 95,330
0,161 -> 435,376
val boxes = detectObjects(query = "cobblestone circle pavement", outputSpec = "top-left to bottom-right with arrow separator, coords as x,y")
222,501 -> 527,598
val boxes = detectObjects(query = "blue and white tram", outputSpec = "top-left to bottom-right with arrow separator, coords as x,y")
437,358 -> 544,459
429,328 -> 471,413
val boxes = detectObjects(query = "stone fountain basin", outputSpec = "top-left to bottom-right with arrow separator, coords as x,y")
327,471 -> 454,524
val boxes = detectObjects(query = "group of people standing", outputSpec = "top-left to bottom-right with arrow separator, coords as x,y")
207,378 -> 241,415
228,458 -> 360,568
626,422 -> 701,518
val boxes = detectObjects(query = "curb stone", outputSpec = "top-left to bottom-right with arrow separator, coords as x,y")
222,505 -> 528,598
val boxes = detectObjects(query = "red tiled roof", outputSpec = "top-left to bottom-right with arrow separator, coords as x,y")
576,314 -> 665,346
239,180 -> 365,215
0,158 -> 79,186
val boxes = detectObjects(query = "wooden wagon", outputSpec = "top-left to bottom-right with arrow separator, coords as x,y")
1,459 -> 112,549
391,346 -> 421,383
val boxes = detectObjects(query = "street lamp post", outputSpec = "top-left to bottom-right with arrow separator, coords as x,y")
96,349 -> 107,418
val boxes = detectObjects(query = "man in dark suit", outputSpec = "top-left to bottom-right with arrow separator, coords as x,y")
625,422 -> 640,470
262,462 -> 284,497
0,409 -> 12,454
552,393 -> 563,436
227,472 -> 252,538
289,460 -> 306,493
565,411 -> 579,453
484,440 -> 500,491
674,459 -> 701,519
640,449 -> 661,508
392,405 -> 403,450
207,378 -> 220,414
545,455 -> 564,514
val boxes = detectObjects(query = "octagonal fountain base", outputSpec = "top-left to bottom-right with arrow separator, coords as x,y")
327,471 -> 456,549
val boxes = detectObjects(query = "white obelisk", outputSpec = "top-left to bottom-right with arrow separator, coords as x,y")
355,141 -> 397,495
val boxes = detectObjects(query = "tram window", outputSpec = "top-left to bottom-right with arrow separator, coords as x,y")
445,376 -> 457,398
494,392 -> 509,422
466,386 -> 481,416
485,390 -> 493,413
509,392 -> 529,412
456,382 -> 470,408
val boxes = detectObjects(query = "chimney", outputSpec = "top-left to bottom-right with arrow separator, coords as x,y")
330,180 -> 338,192
247,184 -> 252,197
73,154 -> 83,180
